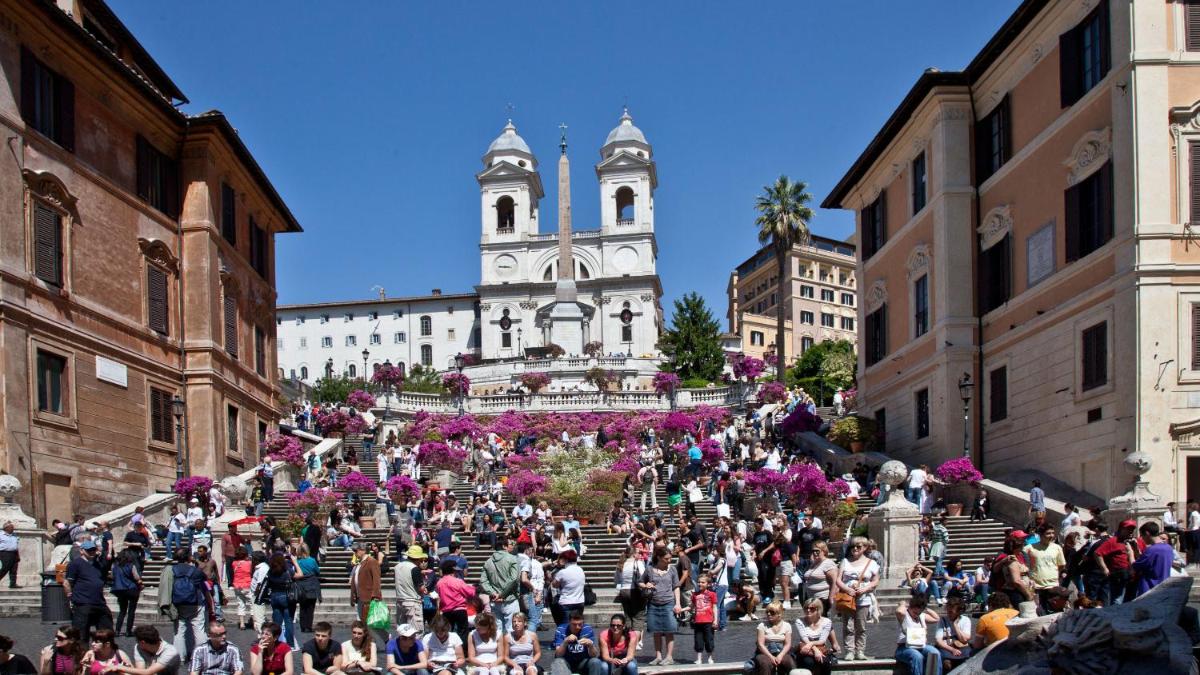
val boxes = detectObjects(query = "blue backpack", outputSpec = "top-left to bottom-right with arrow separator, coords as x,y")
170,563 -> 203,606
112,563 -> 136,592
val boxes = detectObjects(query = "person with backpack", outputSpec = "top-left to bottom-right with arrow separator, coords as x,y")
481,536 -> 521,634
111,549 -> 143,637
1079,523 -> 1110,602
157,549 -> 210,663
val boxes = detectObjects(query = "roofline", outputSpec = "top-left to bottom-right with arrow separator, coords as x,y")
82,0 -> 188,102
821,0 -> 1048,209
278,293 -> 480,311
188,112 -> 303,233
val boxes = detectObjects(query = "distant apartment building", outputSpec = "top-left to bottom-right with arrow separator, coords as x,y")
276,290 -> 480,385
822,0 -> 1200,503
0,0 -> 299,524
727,236 -> 858,362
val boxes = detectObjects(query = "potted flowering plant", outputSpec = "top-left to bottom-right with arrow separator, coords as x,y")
652,372 -> 680,397
934,457 -> 983,516
371,364 -> 405,391
262,433 -> 305,466
337,470 -> 375,494
828,415 -> 877,452
731,355 -> 765,381
757,381 -> 787,404
385,475 -> 420,504
417,441 -> 468,475
547,343 -> 565,359
316,409 -> 366,438
442,372 -> 471,398
287,487 -> 342,521
173,476 -> 214,504
584,341 -> 604,358
519,372 -> 551,394
346,389 -> 375,412
584,367 -> 618,392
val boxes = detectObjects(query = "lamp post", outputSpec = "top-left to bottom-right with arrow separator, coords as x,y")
517,327 -> 523,358
382,359 -> 392,422
361,348 -> 369,386
958,372 -> 974,458
668,353 -> 678,411
171,395 -> 187,483
454,352 -> 466,416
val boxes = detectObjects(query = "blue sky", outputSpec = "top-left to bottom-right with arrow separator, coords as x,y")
112,1 -> 1019,324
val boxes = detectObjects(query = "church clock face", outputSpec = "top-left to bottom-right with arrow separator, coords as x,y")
499,316 -> 512,331
493,254 -> 518,278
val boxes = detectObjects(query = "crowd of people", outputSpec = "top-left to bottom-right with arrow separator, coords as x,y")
4,386 -> 1199,675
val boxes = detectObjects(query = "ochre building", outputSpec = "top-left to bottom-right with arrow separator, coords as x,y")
0,0 -> 300,524
824,0 -> 1200,503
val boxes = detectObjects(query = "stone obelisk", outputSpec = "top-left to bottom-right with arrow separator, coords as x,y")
548,124 -> 585,355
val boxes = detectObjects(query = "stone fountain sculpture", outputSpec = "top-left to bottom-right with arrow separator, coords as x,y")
867,459 -> 921,579
1104,450 -> 1167,531
954,575 -> 1197,674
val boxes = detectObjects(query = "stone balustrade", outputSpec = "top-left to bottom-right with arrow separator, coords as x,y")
376,386 -> 750,416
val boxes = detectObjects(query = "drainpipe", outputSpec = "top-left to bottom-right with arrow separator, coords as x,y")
968,84 -> 986,474
175,165 -> 190,480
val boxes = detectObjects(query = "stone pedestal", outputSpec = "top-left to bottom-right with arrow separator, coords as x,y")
867,459 -> 921,579
1105,451 -> 1166,531
548,282 -> 586,356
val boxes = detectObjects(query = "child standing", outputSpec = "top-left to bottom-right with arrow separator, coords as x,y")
691,574 -> 717,664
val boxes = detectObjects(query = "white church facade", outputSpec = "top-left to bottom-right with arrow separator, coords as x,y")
276,111 -> 664,387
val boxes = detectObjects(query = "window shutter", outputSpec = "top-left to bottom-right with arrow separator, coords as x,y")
224,294 -> 238,358
1060,28 -> 1081,107
877,191 -> 888,248
147,266 -> 169,335
1099,161 -> 1114,244
149,388 -> 162,442
1000,97 -> 1013,164
1188,2 -> 1200,51
33,203 -> 61,285
135,136 -> 150,201
221,183 -> 236,245
55,76 -> 74,153
1192,304 -> 1200,370
19,47 -> 34,125
1065,181 -> 1081,262
163,153 -> 179,218
1098,0 -> 1111,75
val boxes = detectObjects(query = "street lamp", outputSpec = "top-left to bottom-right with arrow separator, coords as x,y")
517,327 -> 523,358
171,395 -> 187,483
668,353 -> 678,411
382,359 -> 393,423
958,372 -> 974,458
361,348 -> 369,385
454,352 -> 466,416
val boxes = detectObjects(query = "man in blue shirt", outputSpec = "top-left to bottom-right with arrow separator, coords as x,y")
64,540 -> 113,634
685,444 -> 702,480
1029,480 -> 1046,516
1132,521 -> 1174,597
551,611 -> 604,675
443,542 -> 468,579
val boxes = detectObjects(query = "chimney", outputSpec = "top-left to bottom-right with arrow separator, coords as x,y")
431,288 -> 442,296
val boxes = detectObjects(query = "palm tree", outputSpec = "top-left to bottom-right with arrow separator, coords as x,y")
755,175 -> 814,382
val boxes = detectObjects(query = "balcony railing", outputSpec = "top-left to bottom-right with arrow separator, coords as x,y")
616,218 -> 635,227
374,385 -> 751,415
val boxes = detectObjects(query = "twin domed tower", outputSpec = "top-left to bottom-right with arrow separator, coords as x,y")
475,110 -> 663,363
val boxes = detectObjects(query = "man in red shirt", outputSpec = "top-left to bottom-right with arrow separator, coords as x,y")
1093,520 -> 1137,605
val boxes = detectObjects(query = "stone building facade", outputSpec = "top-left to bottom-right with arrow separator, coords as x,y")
726,236 -> 858,363
823,0 -> 1200,503
0,0 -> 299,524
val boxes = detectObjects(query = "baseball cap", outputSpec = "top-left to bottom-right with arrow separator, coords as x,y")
80,540 -> 97,550
1009,530 -> 1028,539
397,624 -> 418,638
406,545 -> 428,560
1120,519 -> 1137,529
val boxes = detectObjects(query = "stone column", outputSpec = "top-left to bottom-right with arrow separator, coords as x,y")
1104,451 -> 1166,531
867,460 -> 922,579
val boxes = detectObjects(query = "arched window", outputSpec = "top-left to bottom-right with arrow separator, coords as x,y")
615,187 -> 635,224
543,264 -> 554,281
579,263 -> 590,280
300,366 -> 309,380
420,315 -> 432,336
544,260 -> 590,281
496,196 -> 515,231
420,344 -> 433,366
348,364 -> 357,378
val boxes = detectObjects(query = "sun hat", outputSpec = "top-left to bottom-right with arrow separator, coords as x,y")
406,545 -> 428,560
396,624 -> 418,638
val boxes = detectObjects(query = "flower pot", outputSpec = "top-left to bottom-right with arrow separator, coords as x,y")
946,503 -> 964,517
359,516 -> 376,529
849,441 -> 865,453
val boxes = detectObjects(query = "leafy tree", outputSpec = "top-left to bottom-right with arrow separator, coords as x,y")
754,175 -> 814,381
658,292 -> 725,382
787,339 -> 855,405
404,364 -> 446,394
311,375 -> 362,405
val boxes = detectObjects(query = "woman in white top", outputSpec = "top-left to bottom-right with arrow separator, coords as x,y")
614,546 -> 646,627
833,536 -> 879,662
550,523 -> 571,555
377,451 -> 390,483
752,601 -> 794,675
933,596 -> 972,671
341,621 -> 378,674
792,598 -> 838,675
802,541 -> 838,615
502,612 -> 540,675
893,595 -> 940,675
466,613 -> 503,675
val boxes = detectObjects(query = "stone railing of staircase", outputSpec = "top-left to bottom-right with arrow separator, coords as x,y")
373,386 -> 752,416
793,430 -> 1069,526
29,429 -> 344,572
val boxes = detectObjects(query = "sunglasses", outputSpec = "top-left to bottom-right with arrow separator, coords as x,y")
610,624 -> 625,629
55,636 -> 68,641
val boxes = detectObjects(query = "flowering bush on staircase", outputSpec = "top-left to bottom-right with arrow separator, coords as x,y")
316,409 -> 366,437
731,355 -> 765,381
745,468 -> 790,495
442,372 -> 471,398
337,470 -> 376,493
506,470 -> 548,499
416,441 -> 468,473
346,389 -> 375,412
934,457 -> 983,485
287,487 -> 342,515
652,372 -> 680,396
385,475 -> 421,503
173,476 -> 213,501
262,433 -> 305,466
519,372 -> 551,393
758,381 -> 787,404
699,438 -> 724,468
